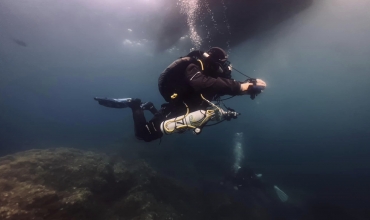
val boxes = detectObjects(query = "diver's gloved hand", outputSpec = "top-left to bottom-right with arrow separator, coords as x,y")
240,78 -> 266,100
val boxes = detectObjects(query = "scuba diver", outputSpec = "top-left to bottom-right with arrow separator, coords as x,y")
220,166 -> 293,219
94,47 -> 266,142
223,167 -> 288,202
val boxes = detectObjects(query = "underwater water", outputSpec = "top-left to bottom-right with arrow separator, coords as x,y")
1,0 -> 370,219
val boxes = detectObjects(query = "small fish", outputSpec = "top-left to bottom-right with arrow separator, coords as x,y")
12,38 -> 27,47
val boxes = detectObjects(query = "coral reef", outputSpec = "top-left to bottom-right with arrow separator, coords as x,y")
0,148 -> 261,220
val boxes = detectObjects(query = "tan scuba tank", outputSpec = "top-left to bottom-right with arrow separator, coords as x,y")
160,94 -> 240,135
160,109 -> 220,135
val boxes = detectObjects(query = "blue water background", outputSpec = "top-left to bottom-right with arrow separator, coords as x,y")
1,0 -> 370,213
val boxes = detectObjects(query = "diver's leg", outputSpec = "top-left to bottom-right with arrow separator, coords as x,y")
129,99 -> 150,140
130,99 -> 163,142
140,102 -> 158,115
93,97 -> 162,141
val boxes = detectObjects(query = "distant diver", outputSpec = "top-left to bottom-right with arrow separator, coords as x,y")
222,166 -> 289,203
94,47 -> 266,142
12,38 -> 27,47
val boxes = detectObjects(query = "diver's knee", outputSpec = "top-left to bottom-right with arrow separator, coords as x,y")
135,125 -> 162,142
136,134 -> 161,142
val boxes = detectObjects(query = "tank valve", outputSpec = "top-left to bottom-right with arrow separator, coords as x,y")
193,128 -> 202,135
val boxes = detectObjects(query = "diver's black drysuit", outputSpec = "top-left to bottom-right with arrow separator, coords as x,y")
132,55 -> 242,142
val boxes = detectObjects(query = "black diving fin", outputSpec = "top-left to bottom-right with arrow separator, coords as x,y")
94,97 -> 134,109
